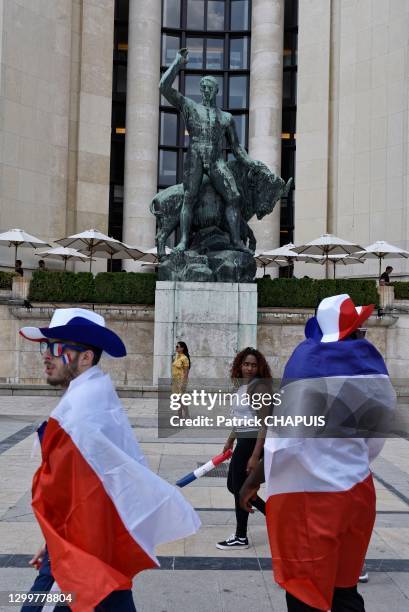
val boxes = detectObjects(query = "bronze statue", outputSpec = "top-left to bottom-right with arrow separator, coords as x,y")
160,48 -> 254,253
153,47 -> 292,282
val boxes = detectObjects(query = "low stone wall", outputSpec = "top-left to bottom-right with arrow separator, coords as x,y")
0,304 -> 154,386
0,302 -> 407,386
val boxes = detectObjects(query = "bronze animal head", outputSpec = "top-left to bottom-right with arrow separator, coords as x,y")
246,162 -> 292,220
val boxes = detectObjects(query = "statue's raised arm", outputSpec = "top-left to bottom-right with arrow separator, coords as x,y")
159,48 -> 190,109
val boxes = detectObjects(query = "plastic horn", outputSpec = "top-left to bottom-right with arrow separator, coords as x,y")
176,449 -> 233,488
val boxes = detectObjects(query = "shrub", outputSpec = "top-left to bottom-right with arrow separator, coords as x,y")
0,271 -> 15,290
256,278 -> 378,308
28,272 -> 378,308
29,271 -> 156,305
94,272 -> 156,305
29,271 -> 95,302
392,282 -> 409,300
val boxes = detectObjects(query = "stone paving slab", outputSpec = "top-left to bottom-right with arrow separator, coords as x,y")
0,568 -> 408,612
0,397 -> 408,611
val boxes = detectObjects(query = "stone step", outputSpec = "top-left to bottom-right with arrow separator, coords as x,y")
0,382 -> 409,400
0,383 -> 158,398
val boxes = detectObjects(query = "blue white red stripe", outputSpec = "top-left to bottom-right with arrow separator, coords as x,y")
176,450 -> 233,487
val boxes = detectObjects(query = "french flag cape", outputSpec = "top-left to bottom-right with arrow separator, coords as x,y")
264,337 -> 396,610
32,367 -> 200,611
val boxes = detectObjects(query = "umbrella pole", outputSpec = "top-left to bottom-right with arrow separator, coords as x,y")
89,245 -> 93,273
110,254 -> 113,272
64,257 -> 67,271
379,256 -> 382,278
14,243 -> 18,267
333,261 -> 336,280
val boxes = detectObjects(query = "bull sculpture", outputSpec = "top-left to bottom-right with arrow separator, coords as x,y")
150,159 -> 292,261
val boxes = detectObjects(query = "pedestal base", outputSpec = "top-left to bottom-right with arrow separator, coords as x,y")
153,281 -> 257,383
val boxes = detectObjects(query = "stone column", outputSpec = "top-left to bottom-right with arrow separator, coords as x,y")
293,0 -> 331,279
248,0 -> 285,254
123,0 -> 161,264
73,0 -> 115,238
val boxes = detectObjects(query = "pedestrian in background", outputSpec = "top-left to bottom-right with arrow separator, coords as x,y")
217,347 -> 272,550
172,341 -> 191,417
379,265 -> 393,285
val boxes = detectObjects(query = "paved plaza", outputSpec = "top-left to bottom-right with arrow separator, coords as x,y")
0,394 -> 408,611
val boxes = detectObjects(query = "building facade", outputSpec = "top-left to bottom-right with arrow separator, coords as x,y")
0,0 -> 407,278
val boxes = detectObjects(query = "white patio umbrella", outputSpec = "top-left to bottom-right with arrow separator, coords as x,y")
293,234 -> 364,260
254,251 -> 286,276
353,241 -> 409,277
35,247 -> 91,271
258,243 -> 319,277
259,243 -> 298,262
56,229 -> 123,272
0,228 -> 52,265
84,241 -> 145,271
308,254 -> 366,279
137,246 -> 172,264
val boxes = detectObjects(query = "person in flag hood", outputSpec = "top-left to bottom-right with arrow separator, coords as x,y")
240,294 -> 396,612
20,308 -> 200,612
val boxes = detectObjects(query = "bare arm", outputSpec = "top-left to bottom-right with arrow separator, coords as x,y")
29,542 -> 46,570
226,116 -> 252,165
223,430 -> 236,453
246,380 -> 272,472
159,48 -> 189,109
240,459 -> 265,512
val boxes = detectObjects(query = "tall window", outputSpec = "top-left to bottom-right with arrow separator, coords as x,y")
108,0 -> 128,271
159,0 -> 252,190
280,0 -> 298,250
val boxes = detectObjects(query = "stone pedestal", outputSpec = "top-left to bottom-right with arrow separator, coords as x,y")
153,282 -> 257,383
378,284 -> 395,309
12,277 -> 30,301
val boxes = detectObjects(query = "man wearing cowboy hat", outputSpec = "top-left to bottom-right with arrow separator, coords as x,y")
20,308 -> 200,612
240,294 -> 396,612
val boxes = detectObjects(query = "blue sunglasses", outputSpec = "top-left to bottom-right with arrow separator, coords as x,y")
39,341 -> 89,357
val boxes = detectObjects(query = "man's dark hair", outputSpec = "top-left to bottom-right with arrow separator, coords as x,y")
75,344 -> 102,365
16,260 -> 22,266
385,266 -> 393,272
88,346 -> 103,365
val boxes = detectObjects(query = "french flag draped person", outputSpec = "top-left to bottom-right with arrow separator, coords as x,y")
240,294 -> 396,612
20,308 -> 200,612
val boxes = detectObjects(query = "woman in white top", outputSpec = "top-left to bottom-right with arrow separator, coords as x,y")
216,347 -> 273,550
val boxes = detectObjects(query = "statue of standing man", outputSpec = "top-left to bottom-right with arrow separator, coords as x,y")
160,48 -> 253,253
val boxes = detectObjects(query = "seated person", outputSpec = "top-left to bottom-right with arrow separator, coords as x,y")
15,259 -> 23,276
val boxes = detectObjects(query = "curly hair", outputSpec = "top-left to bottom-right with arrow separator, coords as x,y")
230,347 -> 272,384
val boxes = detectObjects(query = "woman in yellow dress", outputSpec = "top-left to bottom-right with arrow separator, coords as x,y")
172,341 -> 191,417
